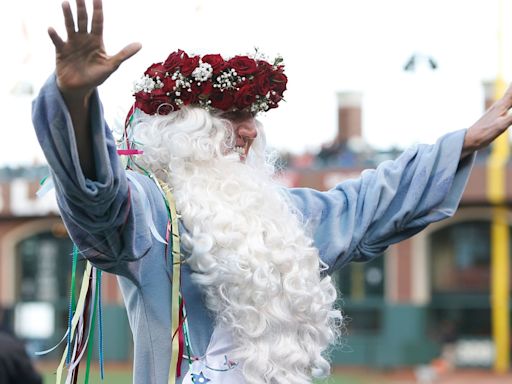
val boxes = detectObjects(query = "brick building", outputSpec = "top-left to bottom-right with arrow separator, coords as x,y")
0,82 -> 510,368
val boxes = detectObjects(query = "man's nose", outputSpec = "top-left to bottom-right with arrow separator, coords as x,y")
236,121 -> 258,139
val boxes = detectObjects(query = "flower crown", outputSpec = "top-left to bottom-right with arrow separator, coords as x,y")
132,49 -> 287,116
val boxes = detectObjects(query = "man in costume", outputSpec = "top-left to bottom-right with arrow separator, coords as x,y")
32,0 -> 512,383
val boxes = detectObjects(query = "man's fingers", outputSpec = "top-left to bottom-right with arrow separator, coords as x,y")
502,109 -> 512,128
494,82 -> 512,113
76,0 -> 88,33
48,27 -> 65,51
62,1 -> 76,37
111,43 -> 142,67
503,83 -> 512,108
91,0 -> 103,36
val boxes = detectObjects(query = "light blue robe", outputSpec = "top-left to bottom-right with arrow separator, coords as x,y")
32,74 -> 474,384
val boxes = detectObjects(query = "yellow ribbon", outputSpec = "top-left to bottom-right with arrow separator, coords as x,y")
56,261 -> 93,383
157,180 -> 182,384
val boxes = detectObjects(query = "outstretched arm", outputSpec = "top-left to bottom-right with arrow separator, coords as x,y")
33,0 -> 158,275
287,129 -> 473,273
48,0 -> 141,178
462,83 -> 512,158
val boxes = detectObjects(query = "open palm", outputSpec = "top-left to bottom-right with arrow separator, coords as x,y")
48,0 -> 141,97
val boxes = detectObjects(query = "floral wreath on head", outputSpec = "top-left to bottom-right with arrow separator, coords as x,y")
131,49 -> 287,116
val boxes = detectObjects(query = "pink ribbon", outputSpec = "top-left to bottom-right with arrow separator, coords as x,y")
117,149 -> 144,155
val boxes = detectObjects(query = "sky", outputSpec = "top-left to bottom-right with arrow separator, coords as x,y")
2,0 -> 512,166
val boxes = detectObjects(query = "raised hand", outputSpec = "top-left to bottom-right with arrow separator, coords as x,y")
462,82 -> 512,158
48,0 -> 141,100
46,0 -> 140,178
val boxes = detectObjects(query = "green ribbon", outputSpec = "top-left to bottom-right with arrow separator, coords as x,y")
66,245 -> 79,364
84,268 -> 101,384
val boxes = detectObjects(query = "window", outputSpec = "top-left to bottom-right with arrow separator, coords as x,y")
15,228 -> 78,359
17,231 -> 74,302
430,221 -> 501,293
337,256 -> 385,333
338,256 -> 385,299
428,220 -> 512,337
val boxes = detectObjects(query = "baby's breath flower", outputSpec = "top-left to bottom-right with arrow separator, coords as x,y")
192,62 -> 214,82
132,75 -> 160,93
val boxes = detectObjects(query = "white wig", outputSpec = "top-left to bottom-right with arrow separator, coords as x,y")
130,107 -> 341,384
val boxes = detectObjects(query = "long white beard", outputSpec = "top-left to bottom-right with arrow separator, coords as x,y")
166,154 -> 339,384
130,107 -> 340,383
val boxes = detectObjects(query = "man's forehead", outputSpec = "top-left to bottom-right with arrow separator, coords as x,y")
220,111 -> 256,122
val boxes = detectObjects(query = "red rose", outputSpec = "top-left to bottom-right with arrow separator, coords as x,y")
150,87 -> 166,97
134,91 -> 154,114
227,56 -> 257,75
135,101 -> 153,115
144,62 -> 167,78
178,88 -> 198,106
164,49 -> 187,72
252,60 -> 273,95
134,89 -> 151,101
152,99 -> 176,114
210,89 -> 235,111
180,55 -> 200,76
253,73 -> 271,96
271,72 -> 287,95
135,89 -> 176,115
202,54 -> 226,74
274,63 -> 285,72
268,90 -> 283,109
256,60 -> 273,73
191,81 -> 213,98
150,88 -> 175,114
234,83 -> 257,109
161,76 -> 176,92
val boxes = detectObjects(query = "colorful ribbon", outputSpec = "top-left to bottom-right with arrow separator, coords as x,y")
56,262 -> 92,383
117,149 -> 144,156
157,179 -> 183,384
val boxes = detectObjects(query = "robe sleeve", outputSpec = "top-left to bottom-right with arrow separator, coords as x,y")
32,74 -> 165,279
286,129 -> 475,273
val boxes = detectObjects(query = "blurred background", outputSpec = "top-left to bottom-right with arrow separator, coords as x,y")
1,0 -> 511,383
